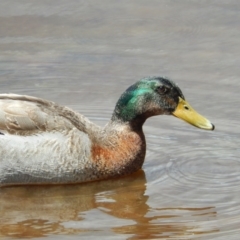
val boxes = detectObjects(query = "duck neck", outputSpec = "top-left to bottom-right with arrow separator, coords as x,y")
111,97 -> 147,131
111,114 -> 146,132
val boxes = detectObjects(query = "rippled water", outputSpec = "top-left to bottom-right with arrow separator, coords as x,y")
0,1 -> 240,239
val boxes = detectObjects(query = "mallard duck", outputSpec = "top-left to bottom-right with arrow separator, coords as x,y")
0,77 -> 214,186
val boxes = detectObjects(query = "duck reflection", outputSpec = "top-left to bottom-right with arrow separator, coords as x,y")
0,170 -> 218,239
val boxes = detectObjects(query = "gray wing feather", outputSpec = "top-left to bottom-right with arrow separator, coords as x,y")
0,94 -> 99,136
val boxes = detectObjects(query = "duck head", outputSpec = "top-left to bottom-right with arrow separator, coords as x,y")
112,77 -> 214,130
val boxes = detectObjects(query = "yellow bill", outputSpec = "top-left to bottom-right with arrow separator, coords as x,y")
172,97 -> 214,130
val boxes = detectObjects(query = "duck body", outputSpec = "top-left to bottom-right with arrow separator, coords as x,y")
0,95 -> 146,186
0,77 -> 214,186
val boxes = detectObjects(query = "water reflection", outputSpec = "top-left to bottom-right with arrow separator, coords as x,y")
0,170 -> 217,239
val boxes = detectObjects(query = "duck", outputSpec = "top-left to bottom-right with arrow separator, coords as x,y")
0,77 -> 214,186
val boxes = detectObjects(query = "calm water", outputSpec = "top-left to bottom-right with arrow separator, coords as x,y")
0,1 -> 240,239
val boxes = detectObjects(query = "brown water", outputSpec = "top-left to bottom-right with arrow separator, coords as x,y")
0,1 -> 240,239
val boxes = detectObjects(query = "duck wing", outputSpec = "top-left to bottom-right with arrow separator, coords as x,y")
0,94 -> 98,136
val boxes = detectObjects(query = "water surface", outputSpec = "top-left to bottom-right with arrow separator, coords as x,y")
0,1 -> 240,239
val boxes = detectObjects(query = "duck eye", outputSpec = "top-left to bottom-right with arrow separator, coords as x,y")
157,86 -> 169,95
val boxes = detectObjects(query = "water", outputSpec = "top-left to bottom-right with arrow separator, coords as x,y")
0,0 -> 240,239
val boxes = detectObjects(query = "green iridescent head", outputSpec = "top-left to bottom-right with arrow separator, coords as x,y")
112,77 -> 184,123
112,77 -> 214,130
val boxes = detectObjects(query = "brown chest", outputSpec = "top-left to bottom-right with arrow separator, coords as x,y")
91,131 -> 146,177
